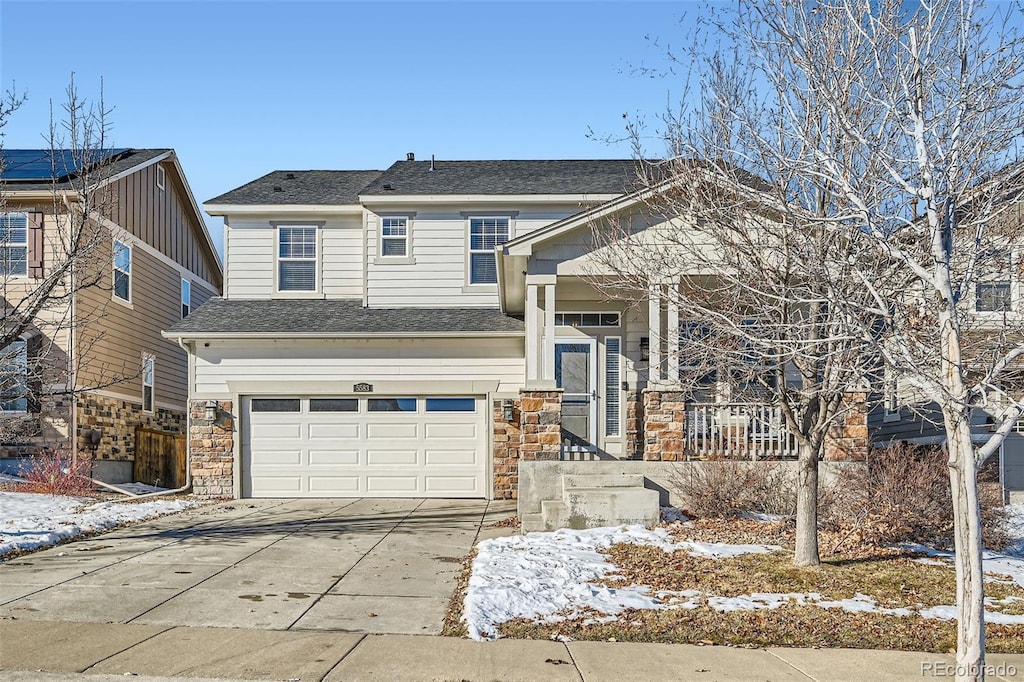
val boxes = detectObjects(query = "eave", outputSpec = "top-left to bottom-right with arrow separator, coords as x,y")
204,204 -> 364,216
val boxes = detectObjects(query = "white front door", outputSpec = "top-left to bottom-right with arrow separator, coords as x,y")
555,339 -> 597,450
241,396 -> 487,498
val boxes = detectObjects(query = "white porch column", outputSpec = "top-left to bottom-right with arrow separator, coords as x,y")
666,281 -> 680,383
648,284 -> 661,383
543,283 -> 556,382
525,283 -> 539,384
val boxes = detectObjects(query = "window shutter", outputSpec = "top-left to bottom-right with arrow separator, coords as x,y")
28,211 -> 44,278
25,334 -> 42,413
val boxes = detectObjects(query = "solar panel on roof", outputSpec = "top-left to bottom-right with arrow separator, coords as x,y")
0,148 -> 129,181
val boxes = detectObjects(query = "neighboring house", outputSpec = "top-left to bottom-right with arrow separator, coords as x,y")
167,155 -> 1020,505
1,148 -> 223,483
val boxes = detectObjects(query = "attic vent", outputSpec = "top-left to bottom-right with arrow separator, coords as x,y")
285,173 -> 295,179
273,185 -> 283,192
406,152 -> 415,161
383,183 -> 394,191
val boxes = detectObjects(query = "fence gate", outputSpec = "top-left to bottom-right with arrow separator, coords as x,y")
133,428 -> 187,488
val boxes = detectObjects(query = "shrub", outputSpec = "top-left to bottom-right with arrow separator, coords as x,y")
831,443 -> 1008,549
671,461 -> 807,518
20,450 -> 95,496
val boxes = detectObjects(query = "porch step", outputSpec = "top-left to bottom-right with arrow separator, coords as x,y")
561,473 -> 646,490
520,512 -> 546,534
560,487 -> 660,529
540,500 -> 569,531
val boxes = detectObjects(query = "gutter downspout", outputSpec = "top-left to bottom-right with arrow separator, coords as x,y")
89,336 -> 194,500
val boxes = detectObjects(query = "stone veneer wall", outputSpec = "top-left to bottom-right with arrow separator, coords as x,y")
189,399 -> 235,498
519,390 -> 563,463
0,394 -> 73,457
824,392 -> 869,461
624,390 -> 645,460
76,393 -> 185,462
492,398 -> 522,500
641,390 -> 688,461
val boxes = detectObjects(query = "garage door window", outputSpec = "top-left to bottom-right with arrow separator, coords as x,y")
310,398 -> 358,412
425,397 -> 476,412
368,397 -> 417,412
251,398 -> 301,412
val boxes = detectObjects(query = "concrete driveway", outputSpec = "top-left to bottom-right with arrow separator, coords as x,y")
0,497 -> 516,634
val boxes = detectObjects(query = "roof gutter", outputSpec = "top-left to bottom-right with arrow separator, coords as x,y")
161,330 -> 524,341
204,204 -> 363,216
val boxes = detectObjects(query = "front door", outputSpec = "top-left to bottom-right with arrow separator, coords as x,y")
555,339 -> 597,450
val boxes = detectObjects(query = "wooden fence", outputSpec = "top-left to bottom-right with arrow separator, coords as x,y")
133,427 -> 187,488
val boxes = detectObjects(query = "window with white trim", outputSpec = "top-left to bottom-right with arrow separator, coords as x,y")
142,355 -> 154,413
605,337 -> 621,437
380,217 -> 408,257
0,340 -> 28,412
181,279 -> 191,318
0,213 -> 28,277
468,217 -> 509,284
556,312 -> 621,327
113,239 -> 132,302
976,249 -> 1014,312
277,225 -> 317,291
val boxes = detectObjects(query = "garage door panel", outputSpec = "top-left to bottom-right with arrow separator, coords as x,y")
425,423 -> 477,440
309,423 -> 361,440
243,396 -> 485,498
366,449 -> 418,466
366,476 -> 418,492
251,423 -> 303,439
308,476 -> 361,493
308,449 -> 360,466
425,449 -> 477,465
367,422 -> 418,439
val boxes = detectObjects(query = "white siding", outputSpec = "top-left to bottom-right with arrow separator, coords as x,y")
193,337 -> 525,398
365,204 -> 585,307
224,214 -> 362,300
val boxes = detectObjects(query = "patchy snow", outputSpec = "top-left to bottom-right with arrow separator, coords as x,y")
660,507 -> 689,523
0,472 -> 26,484
463,524 -> 780,641
1004,504 -> 1024,557
114,482 -> 170,495
0,491 -> 196,558
738,511 -> 789,522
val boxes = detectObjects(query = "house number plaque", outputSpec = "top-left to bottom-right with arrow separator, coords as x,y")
353,382 -> 373,393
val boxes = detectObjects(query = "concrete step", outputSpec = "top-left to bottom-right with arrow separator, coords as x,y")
561,487 -> 660,530
561,473 -> 646,490
520,512 -> 546,534
540,500 -> 569,532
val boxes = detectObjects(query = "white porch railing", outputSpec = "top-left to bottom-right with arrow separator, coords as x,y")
685,403 -> 799,460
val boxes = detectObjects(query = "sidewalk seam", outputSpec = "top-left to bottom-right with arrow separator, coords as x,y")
317,632 -> 368,681
562,640 -> 585,682
78,623 -> 175,674
765,649 -> 820,681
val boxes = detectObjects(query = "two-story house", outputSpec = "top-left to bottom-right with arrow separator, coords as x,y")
2,148 -> 222,483
168,155 -> 1021,511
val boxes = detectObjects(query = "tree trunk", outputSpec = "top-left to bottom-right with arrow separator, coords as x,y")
947,411 -> 986,682
793,441 -> 820,566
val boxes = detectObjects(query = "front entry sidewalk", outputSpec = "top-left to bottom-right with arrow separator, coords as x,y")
0,497 -> 516,634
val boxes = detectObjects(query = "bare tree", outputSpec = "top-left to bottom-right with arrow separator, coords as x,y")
610,1 -> 1023,678
1,76 -> 126,446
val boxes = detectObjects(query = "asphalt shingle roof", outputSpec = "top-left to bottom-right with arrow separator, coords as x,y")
206,170 -> 383,205
2,149 -> 170,192
166,298 -> 524,336
360,159 -> 641,196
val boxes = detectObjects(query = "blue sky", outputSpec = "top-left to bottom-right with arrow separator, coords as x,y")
0,1 -> 694,255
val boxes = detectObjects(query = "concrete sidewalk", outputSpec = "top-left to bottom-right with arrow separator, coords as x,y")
1,619 -> 1022,681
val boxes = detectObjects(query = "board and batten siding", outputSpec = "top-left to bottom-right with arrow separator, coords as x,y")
75,239 -> 192,408
111,161 -> 220,287
364,204 -> 586,308
224,215 -> 362,299
192,337 -> 525,399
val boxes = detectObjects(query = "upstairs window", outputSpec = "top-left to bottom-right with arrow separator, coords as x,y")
156,165 -> 166,191
0,340 -> 28,412
181,279 -> 191,318
468,217 -> 509,284
0,213 -> 28,277
976,250 -> 1014,312
380,217 -> 408,257
277,225 -> 317,292
113,239 -> 132,302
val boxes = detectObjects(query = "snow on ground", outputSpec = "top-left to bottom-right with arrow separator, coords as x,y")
0,472 -> 27,484
0,491 -> 196,558
464,504 -> 1024,640
463,524 -> 778,640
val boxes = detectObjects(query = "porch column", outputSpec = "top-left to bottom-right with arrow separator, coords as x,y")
543,282 -> 556,382
525,283 -> 539,384
648,284 -> 661,383
666,281 -> 680,384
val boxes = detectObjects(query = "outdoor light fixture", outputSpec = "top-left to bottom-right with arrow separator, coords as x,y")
88,428 -> 102,456
639,337 -> 650,361
502,398 -> 514,423
204,400 -> 218,421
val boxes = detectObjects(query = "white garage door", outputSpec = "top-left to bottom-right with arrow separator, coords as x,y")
242,396 -> 487,498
